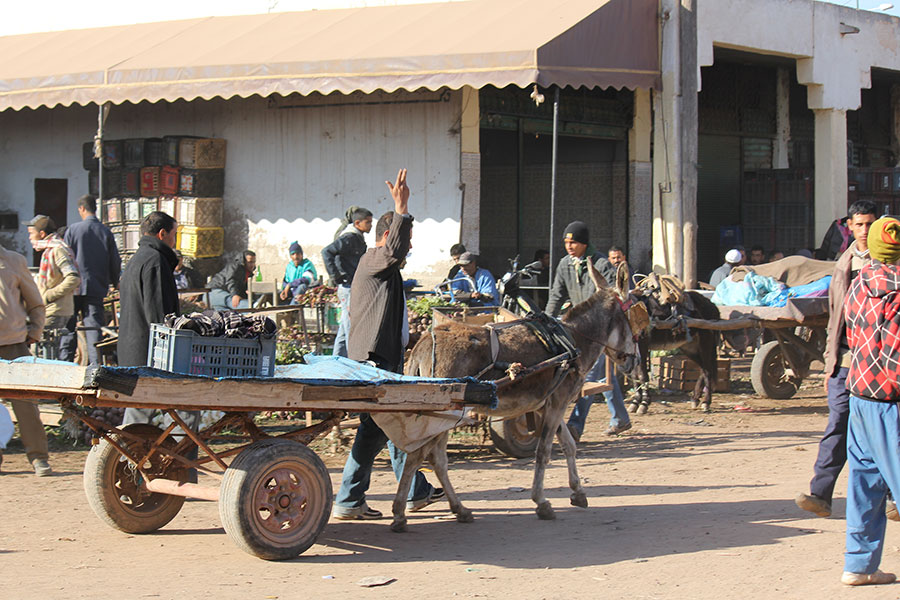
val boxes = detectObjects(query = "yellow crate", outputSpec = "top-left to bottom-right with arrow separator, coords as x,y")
178,226 -> 224,258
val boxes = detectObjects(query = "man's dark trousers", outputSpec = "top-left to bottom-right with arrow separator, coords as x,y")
59,296 -> 104,365
809,367 -> 850,503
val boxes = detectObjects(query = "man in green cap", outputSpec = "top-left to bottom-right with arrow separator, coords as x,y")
840,215 -> 900,586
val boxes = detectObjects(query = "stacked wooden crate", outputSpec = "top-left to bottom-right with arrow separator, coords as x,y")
652,355 -> 732,393
84,136 -> 226,262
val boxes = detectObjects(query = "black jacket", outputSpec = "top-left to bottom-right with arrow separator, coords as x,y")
545,251 -> 616,317
118,236 -> 179,367
321,229 -> 367,286
348,213 -> 412,372
208,257 -> 250,298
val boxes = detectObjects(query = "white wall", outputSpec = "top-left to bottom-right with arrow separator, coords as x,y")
0,90 -> 463,284
699,0 -> 900,111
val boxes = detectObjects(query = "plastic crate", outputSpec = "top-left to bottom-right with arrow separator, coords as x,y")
101,198 -> 123,225
89,169 -> 123,198
123,198 -> 141,223
139,197 -> 158,219
144,139 -> 166,166
124,223 -> 141,251
140,167 -> 160,196
123,139 -> 146,168
179,138 -> 226,169
121,168 -> 141,197
158,197 -> 176,217
178,225 -> 224,258
179,168 -> 224,197
148,323 -> 275,378
160,166 -> 179,195
177,197 -> 223,227
110,224 -> 124,250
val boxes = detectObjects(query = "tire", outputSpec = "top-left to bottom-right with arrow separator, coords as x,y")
83,423 -> 187,534
219,439 -> 332,560
489,412 -> 541,458
750,340 -> 800,399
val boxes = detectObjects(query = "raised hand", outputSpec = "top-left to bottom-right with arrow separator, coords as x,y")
385,168 -> 409,215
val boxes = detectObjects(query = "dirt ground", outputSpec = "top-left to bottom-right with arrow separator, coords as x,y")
3,359 -> 900,599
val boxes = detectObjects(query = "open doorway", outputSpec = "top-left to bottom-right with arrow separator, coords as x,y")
33,178 -> 68,265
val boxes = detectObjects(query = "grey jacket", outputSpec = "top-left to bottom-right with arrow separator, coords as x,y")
545,252 -> 616,317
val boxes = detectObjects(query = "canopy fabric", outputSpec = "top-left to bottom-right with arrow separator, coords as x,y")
0,0 -> 659,111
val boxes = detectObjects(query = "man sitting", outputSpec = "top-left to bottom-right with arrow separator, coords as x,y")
449,252 -> 499,307
279,242 -> 318,305
208,250 -> 256,310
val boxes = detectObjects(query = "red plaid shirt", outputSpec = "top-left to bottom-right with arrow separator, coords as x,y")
845,261 -> 900,401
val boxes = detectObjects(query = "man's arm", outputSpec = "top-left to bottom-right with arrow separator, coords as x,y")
380,169 -> 413,265
545,265 -> 569,317
107,229 -> 122,289
475,270 -> 499,305
16,254 -> 45,343
42,247 -> 81,304
321,239 -> 346,284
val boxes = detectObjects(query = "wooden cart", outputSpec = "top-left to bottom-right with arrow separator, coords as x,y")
0,360 -> 494,561
654,297 -> 828,399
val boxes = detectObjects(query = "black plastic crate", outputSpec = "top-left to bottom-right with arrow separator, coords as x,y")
179,169 -> 225,197
148,323 -> 276,378
88,169 -> 123,198
123,139 -> 146,168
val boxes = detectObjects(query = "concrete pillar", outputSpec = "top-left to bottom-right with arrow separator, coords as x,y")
629,88 -> 653,274
774,67 -> 791,169
459,86 -> 480,252
651,0 -> 684,277
679,0 -> 699,288
813,108 -> 848,241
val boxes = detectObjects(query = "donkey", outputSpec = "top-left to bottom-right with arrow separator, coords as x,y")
388,280 -> 640,532
626,278 -> 720,414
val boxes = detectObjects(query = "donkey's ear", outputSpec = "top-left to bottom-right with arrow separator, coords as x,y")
588,259 -> 608,290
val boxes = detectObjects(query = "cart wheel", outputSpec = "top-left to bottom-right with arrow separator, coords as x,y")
489,411 -> 541,458
83,423 -> 187,534
751,340 -> 800,399
219,439 -> 332,560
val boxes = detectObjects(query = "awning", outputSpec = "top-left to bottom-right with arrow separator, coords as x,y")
0,0 -> 659,112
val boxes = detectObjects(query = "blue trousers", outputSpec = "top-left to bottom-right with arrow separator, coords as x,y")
334,413 -> 432,509
209,289 -> 249,311
567,356 -> 630,435
59,296 -> 105,365
333,285 -> 352,358
844,396 -> 900,574
809,367 -> 851,503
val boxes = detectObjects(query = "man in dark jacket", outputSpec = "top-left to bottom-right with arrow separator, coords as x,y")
546,221 -> 631,439
61,195 -> 121,364
208,251 -> 256,310
117,211 -> 179,367
321,207 -> 372,357
333,170 -> 442,520
118,212 -> 200,449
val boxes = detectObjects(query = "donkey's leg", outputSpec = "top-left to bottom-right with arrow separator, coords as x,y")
556,420 -> 587,508
700,369 -> 713,412
532,396 -> 569,520
391,446 -> 426,533
428,432 -> 474,523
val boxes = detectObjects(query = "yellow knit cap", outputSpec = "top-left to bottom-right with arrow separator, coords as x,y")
867,216 -> 900,264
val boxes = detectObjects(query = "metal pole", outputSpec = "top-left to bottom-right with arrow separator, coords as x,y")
97,104 -> 104,202
548,87 -> 560,287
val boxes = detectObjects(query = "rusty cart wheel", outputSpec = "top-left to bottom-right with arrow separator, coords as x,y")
219,439 -> 332,560
750,340 -> 802,399
489,410 -> 542,458
83,423 -> 188,534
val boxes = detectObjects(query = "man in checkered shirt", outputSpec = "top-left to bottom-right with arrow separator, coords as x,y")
840,216 -> 900,586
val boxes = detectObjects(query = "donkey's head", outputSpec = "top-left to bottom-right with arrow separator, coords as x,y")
563,287 -> 641,378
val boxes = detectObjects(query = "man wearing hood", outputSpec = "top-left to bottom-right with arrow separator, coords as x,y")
321,206 -> 373,357
546,221 -> 630,439
839,216 -> 900,586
